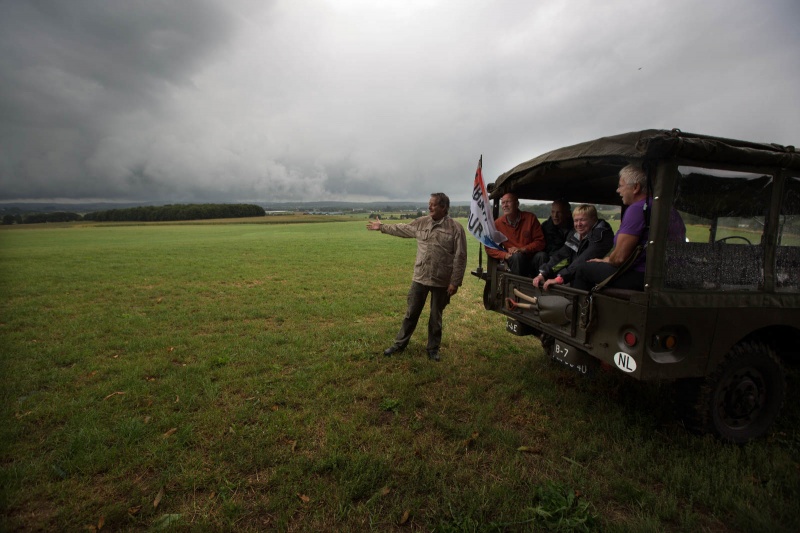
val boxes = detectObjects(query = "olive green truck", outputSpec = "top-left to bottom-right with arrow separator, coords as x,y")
475,129 -> 799,443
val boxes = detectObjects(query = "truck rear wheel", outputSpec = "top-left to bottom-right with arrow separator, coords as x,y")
696,342 -> 785,444
482,280 -> 493,310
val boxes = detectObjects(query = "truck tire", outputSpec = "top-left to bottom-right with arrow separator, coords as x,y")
695,342 -> 785,444
482,280 -> 493,310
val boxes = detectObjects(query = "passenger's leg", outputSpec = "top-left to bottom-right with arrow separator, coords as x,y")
571,262 -> 618,290
573,262 -> 645,291
507,252 -> 536,277
608,270 -> 645,291
531,251 -> 549,272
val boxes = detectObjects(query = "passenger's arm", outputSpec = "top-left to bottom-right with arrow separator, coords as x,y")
595,233 -> 639,267
542,276 -> 564,291
485,246 -> 510,260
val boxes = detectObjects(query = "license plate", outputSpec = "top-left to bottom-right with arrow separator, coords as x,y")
506,318 -> 534,336
551,340 -> 592,375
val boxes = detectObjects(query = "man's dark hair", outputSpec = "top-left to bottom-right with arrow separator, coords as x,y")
553,199 -> 571,212
431,192 -> 450,214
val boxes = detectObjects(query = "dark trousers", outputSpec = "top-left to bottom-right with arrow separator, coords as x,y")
531,251 -> 549,272
506,251 -> 548,277
506,252 -> 535,277
392,282 -> 450,351
571,262 -> 645,291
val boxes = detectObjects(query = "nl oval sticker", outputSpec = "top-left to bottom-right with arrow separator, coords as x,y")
614,352 -> 637,373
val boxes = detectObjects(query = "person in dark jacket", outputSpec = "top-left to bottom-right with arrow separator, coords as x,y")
541,200 -> 573,253
532,204 -> 613,290
532,200 -> 573,270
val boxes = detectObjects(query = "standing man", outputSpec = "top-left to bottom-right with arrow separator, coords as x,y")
485,192 -> 546,276
366,193 -> 467,361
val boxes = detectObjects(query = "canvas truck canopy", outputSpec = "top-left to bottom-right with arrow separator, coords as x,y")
488,129 -> 800,209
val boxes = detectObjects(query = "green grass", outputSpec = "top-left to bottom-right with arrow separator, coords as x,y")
1,219 -> 798,531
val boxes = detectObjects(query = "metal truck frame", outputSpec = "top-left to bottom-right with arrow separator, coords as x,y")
474,129 -> 799,443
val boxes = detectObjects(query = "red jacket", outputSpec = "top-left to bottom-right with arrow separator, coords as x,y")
486,211 -> 546,260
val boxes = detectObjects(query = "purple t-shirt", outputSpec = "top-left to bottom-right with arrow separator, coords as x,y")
616,199 -> 686,273
616,199 -> 648,272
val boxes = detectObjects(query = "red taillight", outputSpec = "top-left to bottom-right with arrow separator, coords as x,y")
624,331 -> 637,347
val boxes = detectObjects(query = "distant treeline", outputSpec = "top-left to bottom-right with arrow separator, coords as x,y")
2,212 -> 82,225
83,203 -> 266,222
1,204 -> 267,224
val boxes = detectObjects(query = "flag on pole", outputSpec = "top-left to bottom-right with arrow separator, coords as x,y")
468,156 -> 507,251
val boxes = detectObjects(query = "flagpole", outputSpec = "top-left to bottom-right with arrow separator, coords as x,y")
475,155 -> 484,277
468,154 -> 506,275
479,155 -> 483,271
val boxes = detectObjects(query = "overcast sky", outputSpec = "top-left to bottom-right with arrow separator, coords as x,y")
1,0 -> 798,204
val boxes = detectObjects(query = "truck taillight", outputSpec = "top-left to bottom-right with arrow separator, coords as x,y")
623,331 -> 637,347
653,334 -> 678,350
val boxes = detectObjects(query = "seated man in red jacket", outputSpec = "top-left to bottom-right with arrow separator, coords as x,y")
485,193 -> 545,276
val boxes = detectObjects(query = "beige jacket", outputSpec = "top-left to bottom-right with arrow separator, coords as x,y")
380,215 -> 467,288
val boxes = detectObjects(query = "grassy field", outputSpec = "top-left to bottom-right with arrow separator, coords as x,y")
1,218 -> 798,532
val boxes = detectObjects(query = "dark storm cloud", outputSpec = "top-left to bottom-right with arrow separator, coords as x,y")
0,0 -> 239,200
1,0 -> 798,203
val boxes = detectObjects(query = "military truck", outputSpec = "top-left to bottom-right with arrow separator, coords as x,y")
474,129 -> 799,443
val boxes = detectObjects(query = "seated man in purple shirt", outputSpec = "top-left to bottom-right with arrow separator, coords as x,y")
572,164 -> 685,291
